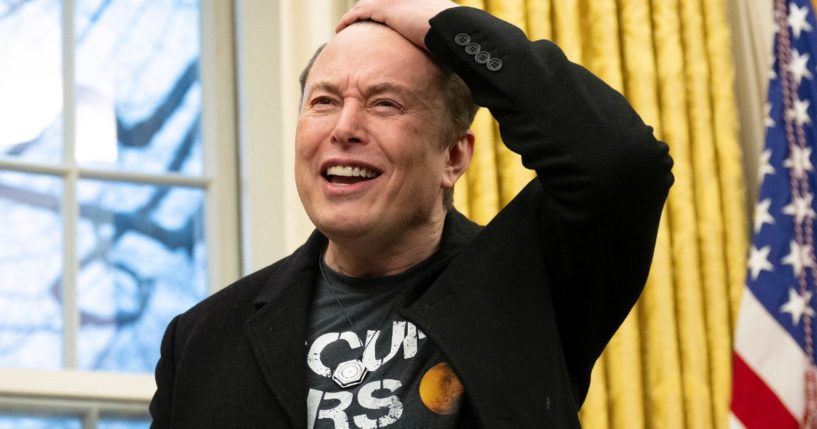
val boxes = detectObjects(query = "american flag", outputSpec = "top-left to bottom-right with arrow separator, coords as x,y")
731,1 -> 817,428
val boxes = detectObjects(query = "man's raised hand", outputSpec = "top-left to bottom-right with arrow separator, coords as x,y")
335,0 -> 459,50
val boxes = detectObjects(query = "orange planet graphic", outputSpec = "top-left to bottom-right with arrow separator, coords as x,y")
419,362 -> 464,415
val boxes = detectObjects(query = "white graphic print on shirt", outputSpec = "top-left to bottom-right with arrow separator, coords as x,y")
307,321 -> 425,377
306,320 -> 462,429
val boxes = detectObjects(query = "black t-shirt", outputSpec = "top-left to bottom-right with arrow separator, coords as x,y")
306,256 -> 464,429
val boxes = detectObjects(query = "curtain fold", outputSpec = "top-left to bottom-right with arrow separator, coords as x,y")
652,0 -> 716,424
678,0 -> 732,427
617,0 -> 687,428
581,361 -> 611,429
575,1 -> 647,427
703,0 -> 748,333
452,0 -> 747,427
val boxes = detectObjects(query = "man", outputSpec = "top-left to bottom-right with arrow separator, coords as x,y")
150,0 -> 673,427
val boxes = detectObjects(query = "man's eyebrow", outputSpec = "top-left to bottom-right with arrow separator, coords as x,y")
364,82 -> 414,97
305,81 -> 426,106
308,81 -> 415,97
306,81 -> 339,96
365,82 -> 430,108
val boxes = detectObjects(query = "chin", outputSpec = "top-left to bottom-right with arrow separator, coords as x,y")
312,212 -> 376,241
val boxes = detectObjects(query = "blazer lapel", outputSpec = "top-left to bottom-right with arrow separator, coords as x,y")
404,187 -> 582,428
245,231 -> 326,429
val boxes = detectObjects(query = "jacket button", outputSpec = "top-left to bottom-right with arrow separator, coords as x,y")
475,50 -> 491,64
465,42 -> 481,55
487,57 -> 503,71
454,33 -> 471,46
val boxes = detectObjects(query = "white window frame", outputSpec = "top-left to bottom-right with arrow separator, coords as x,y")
0,0 -> 355,422
0,0 -> 239,421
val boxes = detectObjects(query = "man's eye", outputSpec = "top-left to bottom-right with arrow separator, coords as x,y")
372,99 -> 401,110
306,96 -> 339,113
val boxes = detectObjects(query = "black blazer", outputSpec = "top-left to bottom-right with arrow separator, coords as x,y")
150,7 -> 673,428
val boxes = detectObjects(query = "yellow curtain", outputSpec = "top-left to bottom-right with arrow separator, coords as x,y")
451,1 -> 748,428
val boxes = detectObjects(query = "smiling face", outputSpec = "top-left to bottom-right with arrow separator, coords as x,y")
295,23 -> 459,246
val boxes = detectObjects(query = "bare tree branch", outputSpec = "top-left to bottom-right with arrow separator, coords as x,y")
75,0 -> 115,44
0,0 -> 34,20
116,60 -> 199,148
137,114 -> 201,216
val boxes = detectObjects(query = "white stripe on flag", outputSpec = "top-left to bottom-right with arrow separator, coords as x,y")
734,289 -> 808,421
728,412 -> 747,429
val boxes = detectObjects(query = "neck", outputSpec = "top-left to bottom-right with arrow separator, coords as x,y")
324,214 -> 446,277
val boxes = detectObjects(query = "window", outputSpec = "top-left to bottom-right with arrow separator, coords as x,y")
0,0 -> 238,426
0,0 -> 351,425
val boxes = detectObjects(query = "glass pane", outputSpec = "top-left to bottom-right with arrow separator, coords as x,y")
0,415 -> 81,429
0,0 -> 63,164
98,418 -> 151,429
0,172 -> 63,369
77,180 -> 207,372
74,0 -> 202,175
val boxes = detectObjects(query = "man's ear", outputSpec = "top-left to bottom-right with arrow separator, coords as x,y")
442,130 -> 475,188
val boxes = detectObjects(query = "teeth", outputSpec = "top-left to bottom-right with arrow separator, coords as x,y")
326,165 -> 379,178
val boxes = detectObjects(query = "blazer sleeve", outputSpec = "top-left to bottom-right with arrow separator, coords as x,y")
425,7 -> 673,398
149,315 -> 180,429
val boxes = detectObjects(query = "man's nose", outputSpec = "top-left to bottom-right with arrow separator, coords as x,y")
331,102 -> 365,145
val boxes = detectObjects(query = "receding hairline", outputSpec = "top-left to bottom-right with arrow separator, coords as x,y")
299,20 -> 444,105
318,19 -> 433,70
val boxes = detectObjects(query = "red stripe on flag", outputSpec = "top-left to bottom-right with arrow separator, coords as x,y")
732,352 -> 799,428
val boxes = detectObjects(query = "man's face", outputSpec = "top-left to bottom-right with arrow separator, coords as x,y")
295,23 -> 452,243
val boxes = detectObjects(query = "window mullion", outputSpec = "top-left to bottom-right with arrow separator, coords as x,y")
62,0 -> 79,370
82,407 -> 98,429
200,0 -> 240,292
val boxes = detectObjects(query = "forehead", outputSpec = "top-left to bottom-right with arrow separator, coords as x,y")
306,23 -> 443,93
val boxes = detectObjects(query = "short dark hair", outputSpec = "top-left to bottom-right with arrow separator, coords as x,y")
298,25 -> 478,208
299,43 -> 326,105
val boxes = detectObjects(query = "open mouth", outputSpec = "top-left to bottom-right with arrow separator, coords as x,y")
323,165 -> 382,185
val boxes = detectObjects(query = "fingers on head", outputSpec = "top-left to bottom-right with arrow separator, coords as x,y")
336,1 -> 381,33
